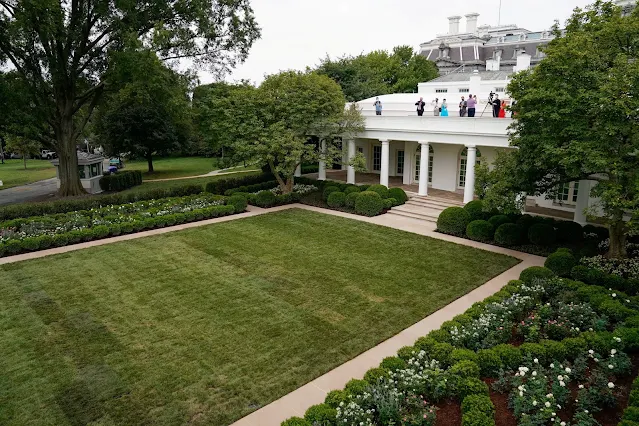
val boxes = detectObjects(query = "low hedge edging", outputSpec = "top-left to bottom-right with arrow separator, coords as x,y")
99,170 -> 143,191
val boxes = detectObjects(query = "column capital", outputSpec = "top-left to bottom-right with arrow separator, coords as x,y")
418,141 -> 429,146
380,139 -> 390,144
465,144 -> 477,149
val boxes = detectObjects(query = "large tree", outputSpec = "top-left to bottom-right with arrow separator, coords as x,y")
314,45 -> 439,102
4,135 -> 40,169
0,0 -> 260,195
94,49 -> 192,173
504,0 -> 639,258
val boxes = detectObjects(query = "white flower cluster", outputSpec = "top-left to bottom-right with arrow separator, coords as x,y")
267,184 -> 318,195
581,254 -> 639,280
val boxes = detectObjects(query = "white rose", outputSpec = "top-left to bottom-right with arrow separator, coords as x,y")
565,367 -> 571,373
550,363 -> 555,368
532,371 -> 537,377
533,400 -> 538,406
588,349 -> 594,354
579,384 -> 584,389
561,422 -> 566,426
609,364 -> 614,369
545,401 -> 551,408
534,358 -> 539,364
519,391 -> 524,396
611,349 -> 617,355
560,381 -> 565,387
608,382 -> 615,389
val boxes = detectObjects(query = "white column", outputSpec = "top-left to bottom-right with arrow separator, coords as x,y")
294,162 -> 301,177
402,142 -> 413,186
463,145 -> 477,204
574,180 -> 591,224
418,142 -> 429,196
318,140 -> 326,181
347,139 -> 356,184
380,140 -> 390,187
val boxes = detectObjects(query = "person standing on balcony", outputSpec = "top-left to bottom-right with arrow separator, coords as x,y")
374,97 -> 383,116
432,98 -> 440,116
415,97 -> 426,116
491,94 -> 501,117
499,100 -> 507,118
467,94 -> 477,117
459,96 -> 467,117
441,99 -> 449,117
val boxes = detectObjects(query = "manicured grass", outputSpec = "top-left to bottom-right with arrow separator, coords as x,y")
124,156 -> 258,180
0,159 -> 56,189
0,209 -> 519,425
119,169 -> 261,194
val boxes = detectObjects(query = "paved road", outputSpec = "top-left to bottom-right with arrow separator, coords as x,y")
0,178 -> 58,206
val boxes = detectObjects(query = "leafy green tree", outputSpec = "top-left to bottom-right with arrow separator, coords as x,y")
474,151 -> 525,215
94,49 -> 192,173
315,45 -> 439,101
504,0 -> 639,258
5,135 -> 40,169
0,0 -> 260,195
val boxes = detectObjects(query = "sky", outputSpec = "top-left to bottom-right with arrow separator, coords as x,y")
197,0 -> 594,86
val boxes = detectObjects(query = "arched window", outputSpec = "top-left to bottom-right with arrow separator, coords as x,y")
458,147 -> 482,188
415,145 -> 434,184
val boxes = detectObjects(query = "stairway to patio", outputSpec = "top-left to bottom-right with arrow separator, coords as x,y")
388,194 -> 464,224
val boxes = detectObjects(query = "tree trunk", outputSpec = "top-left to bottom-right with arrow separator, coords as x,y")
57,135 -> 85,196
286,176 -> 294,193
608,219 -> 627,259
23,154 -> 26,170
147,152 -> 154,173
268,159 -> 289,193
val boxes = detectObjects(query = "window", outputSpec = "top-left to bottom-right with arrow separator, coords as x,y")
435,89 -> 448,93
459,88 -> 470,93
458,147 -> 482,188
78,166 -> 86,179
90,163 -> 99,177
495,87 -> 505,93
397,150 -> 404,174
573,182 -> 580,203
357,147 -> 363,154
415,145 -> 434,184
556,182 -> 579,204
373,145 -> 382,171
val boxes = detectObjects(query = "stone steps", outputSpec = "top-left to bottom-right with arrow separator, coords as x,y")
387,194 -> 463,224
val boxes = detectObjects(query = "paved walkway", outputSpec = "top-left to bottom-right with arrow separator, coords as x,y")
143,167 -> 259,182
0,204 -> 545,425
0,178 -> 58,206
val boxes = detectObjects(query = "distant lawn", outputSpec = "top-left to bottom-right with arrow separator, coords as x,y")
124,156 -> 258,180
0,159 -> 56,190
0,209 -> 519,425
119,169 -> 261,194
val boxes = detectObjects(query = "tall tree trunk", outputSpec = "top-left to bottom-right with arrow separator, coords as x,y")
23,154 -> 26,170
57,135 -> 85,196
286,176 -> 294,193
608,219 -> 627,259
268,159 -> 288,193
147,152 -> 154,173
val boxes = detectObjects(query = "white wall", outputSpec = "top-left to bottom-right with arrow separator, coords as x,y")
431,144 -> 460,192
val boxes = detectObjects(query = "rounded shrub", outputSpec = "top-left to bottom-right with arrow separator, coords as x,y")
519,266 -> 555,284
380,356 -> 407,372
324,390 -> 348,409
354,191 -> 384,217
584,224 -> 609,240
358,184 -> 370,192
364,367 -> 389,384
462,410 -> 494,426
327,191 -> 346,208
457,377 -> 489,400
431,342 -> 454,367
383,198 -> 394,209
562,337 -> 587,360
492,344 -> 522,370
437,207 -> 471,236
494,223 -> 524,246
541,340 -> 567,362
528,223 -> 557,246
461,394 -> 495,417
451,348 -> 479,364
463,200 -> 484,221
367,184 -> 389,199
21,237 -> 41,251
414,336 -> 438,353
450,360 -> 481,379
281,417 -> 312,426
519,343 -> 547,364
344,186 -> 361,195
488,214 -> 511,229
345,191 -> 360,209
108,224 -> 122,236
52,234 -> 69,248
255,190 -> 277,207
36,234 -> 54,249
397,345 -> 417,361
517,214 -> 537,232
322,185 -> 340,201
344,379 -> 369,396
466,220 -> 495,243
388,187 -> 408,204
304,404 -> 336,424
477,349 -> 502,377
227,195 -> 248,213
545,251 -> 577,277
556,220 -> 584,243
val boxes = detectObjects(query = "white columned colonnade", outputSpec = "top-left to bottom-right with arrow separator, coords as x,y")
463,145 -> 477,204
380,140 -> 390,187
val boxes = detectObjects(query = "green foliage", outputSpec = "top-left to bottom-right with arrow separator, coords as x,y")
519,343 -> 547,364
556,221 -> 584,243
354,191 -> 384,217
461,395 -> 495,417
451,349 -> 479,364
397,346 -> 417,361
364,367 -> 389,384
323,186 -> 340,201
324,390 -> 348,409
528,223 -> 556,246
450,360 -> 481,379
380,356 -> 407,372
227,195 -> 248,213
344,186 -> 361,195
388,187 -> 408,204
344,379 -> 369,397
414,336 -> 438,353
466,220 -> 495,243
461,410 -> 494,426
254,190 -> 277,208
431,343 -> 454,367
541,340 -> 567,362
477,349 -> 502,377
473,151 -> 525,215
519,266 -> 555,284
494,223 -> 524,246
281,417 -> 312,426
327,191 -> 346,208
457,378 -> 489,400
99,171 -> 143,192
488,215 -> 511,229
367,184 -> 389,199
545,251 -> 577,277
437,207 -> 471,236
464,200 -> 485,221
383,198 -> 394,209
623,407 -> 639,423
345,192 -> 360,209
562,337 -> 588,360
304,404 -> 336,424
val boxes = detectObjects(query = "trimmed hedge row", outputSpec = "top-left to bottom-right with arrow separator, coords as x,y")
224,180 -> 279,196
571,264 -> 639,296
99,170 -> 143,192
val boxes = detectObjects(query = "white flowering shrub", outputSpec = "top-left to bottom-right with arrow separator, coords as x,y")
580,255 -> 639,280
267,184 -> 318,196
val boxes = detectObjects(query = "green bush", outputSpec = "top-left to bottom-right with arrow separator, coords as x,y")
545,251 -> 577,277
600,300 -> 635,322
364,367 -> 389,384
466,220 -> 495,243
477,349 -> 502,377
282,418 -> 312,426
519,266 -> 555,284
344,186 -> 360,195
52,234 -> 69,247
397,346 -> 417,361
451,348 -> 479,364
556,221 -> 584,243
205,173 -> 274,195
304,404 -> 336,424
383,198 -> 393,209
345,192 -> 360,209
457,378 -> 489,400
488,214 -> 511,229
322,186 -> 340,201
431,342 -> 454,367
21,237 -> 40,251
615,328 -> 639,351
354,191 -> 384,217
528,223 -> 556,246
461,410 -> 494,426
254,190 -> 277,207
519,343 -> 547,364
428,328 -> 453,343
99,170 -> 143,192
358,184 -> 370,192
571,265 -> 590,283
583,224 -> 609,240
327,191 -> 346,208
437,207 -> 471,236
491,345 -> 522,370
324,390 -> 348,409
380,356 -> 407,372
461,394 -> 495,417
463,200 -> 485,221
388,187 -> 408,204
5,239 -> 22,254
542,340 -> 567,362
450,360 -> 481,379
623,407 -> 639,422
631,389 -> 639,407
494,223 -> 524,246
227,195 -> 248,213
344,379 -> 369,397
625,316 -> 639,328
36,234 -> 54,249
367,184 -> 389,199
562,337 -> 588,360
414,336 -> 438,353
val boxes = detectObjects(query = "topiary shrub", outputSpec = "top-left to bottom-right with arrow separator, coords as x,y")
344,186 -> 361,195
324,390 -> 348,409
358,184 -> 370,192
364,367 -> 389,384
545,250 -> 577,277
528,223 -> 556,246
457,377 -> 489,400
461,394 -> 495,417
281,417 -> 312,426
450,360 -> 481,379
562,337 -> 588,360
52,234 -> 69,248
354,191 -> 384,217
414,336 -> 438,353
488,214 -> 511,228
397,346 -> 417,361
519,343 -> 547,364
463,200 -> 485,221
388,187 -> 408,204
556,220 -> 584,243
494,223 -> 524,246
541,340 -> 567,362
437,207 -> 471,236
477,349 -> 502,377
461,410 -> 494,426
21,237 -> 41,251
344,379 -> 369,397
345,192 -> 360,209
227,195 -> 248,213
492,344 -> 522,370
431,342 -> 454,367
380,356 -> 407,372
322,186 -> 340,201
383,198 -> 394,209
519,266 -> 555,284
304,404 -> 336,424
36,235 -> 54,249
466,220 -> 495,243
451,348 -> 479,364
367,184 -> 389,199
327,191 -> 346,208
254,190 -> 277,207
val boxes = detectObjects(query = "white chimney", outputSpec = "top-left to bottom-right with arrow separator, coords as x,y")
486,58 -> 501,71
448,16 -> 462,35
465,13 -> 480,33
513,53 -> 532,72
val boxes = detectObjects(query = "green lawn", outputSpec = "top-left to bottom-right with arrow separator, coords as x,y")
119,169 -> 261,195
0,209 -> 519,425
125,156 -> 258,180
0,159 -> 56,190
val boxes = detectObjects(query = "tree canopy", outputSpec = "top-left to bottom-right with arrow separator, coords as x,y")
500,0 -> 639,258
0,0 -> 260,195
314,45 -> 439,102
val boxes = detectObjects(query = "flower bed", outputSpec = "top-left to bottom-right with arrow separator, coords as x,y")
281,266 -> 639,426
0,193 -> 244,257
227,182 -> 320,208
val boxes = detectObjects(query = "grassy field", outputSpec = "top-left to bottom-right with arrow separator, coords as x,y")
0,209 -> 519,425
119,169 -> 261,195
0,159 -> 56,190
125,157 -> 258,180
